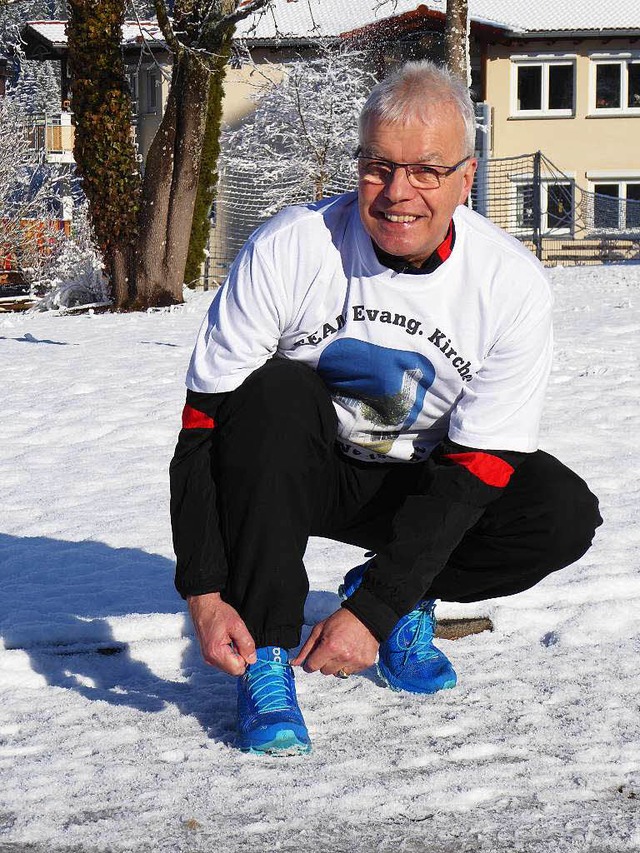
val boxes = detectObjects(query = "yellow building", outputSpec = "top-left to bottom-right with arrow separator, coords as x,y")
230,0 -> 640,264
20,21 -> 172,165
19,3 -> 640,271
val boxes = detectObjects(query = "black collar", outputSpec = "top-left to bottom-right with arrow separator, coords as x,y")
372,220 -> 456,275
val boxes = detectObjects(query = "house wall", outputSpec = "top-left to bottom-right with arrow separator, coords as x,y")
220,47 -> 307,128
485,37 -> 640,182
130,54 -> 172,161
202,48 -> 314,285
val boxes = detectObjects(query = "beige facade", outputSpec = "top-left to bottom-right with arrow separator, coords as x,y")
126,55 -> 172,161
481,37 -> 640,253
220,48 -> 303,129
485,38 -> 640,185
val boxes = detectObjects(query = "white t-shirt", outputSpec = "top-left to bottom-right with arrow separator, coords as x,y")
187,192 -> 553,463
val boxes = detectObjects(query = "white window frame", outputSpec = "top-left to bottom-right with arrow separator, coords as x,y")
543,180 -> 574,235
510,55 -> 576,118
588,53 -> 640,115
587,173 -> 640,232
125,69 -> 139,119
145,69 -> 160,114
510,175 -> 575,236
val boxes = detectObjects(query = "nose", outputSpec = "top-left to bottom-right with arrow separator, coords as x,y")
384,165 -> 416,202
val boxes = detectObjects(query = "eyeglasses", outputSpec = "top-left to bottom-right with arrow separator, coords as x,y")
355,151 -> 471,189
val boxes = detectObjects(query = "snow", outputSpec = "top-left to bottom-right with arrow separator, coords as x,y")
1,264 -> 639,852
24,21 -> 165,48
235,0 -> 639,41
24,1 -> 639,51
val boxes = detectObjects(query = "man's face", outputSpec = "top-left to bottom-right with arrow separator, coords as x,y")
357,107 -> 477,267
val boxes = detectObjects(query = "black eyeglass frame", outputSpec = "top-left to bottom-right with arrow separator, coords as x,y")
354,148 -> 472,188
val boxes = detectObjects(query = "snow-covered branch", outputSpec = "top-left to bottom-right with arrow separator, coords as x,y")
215,0 -> 272,28
0,98 -> 104,304
152,0 -> 184,57
221,44 -> 378,215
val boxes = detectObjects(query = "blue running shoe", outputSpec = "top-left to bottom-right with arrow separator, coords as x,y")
377,600 -> 457,694
339,560 -> 457,694
337,557 -> 373,600
236,646 -> 311,755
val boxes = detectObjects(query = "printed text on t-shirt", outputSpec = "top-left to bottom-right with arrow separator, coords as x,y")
292,305 -> 422,349
428,327 -> 473,382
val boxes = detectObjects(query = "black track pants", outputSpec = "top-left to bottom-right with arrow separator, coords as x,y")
212,359 -> 602,648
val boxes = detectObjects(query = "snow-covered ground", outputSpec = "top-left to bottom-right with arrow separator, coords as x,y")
0,263 -> 638,853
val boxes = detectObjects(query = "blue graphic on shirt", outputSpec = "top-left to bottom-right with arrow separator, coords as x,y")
317,338 -> 436,455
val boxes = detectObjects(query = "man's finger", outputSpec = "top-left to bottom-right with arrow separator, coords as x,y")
320,660 -> 347,677
230,625 -> 257,665
291,623 -> 323,666
215,643 -> 249,676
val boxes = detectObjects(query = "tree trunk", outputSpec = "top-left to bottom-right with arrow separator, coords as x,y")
66,0 -> 141,309
183,37 -> 232,287
444,0 -> 470,85
134,52 -> 211,307
66,1 -> 254,310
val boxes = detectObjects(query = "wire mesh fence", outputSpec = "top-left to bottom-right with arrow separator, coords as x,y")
472,153 -> 640,266
204,152 -> 640,287
204,163 -> 358,285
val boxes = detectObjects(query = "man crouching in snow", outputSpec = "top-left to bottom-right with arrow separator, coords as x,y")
170,61 -> 601,755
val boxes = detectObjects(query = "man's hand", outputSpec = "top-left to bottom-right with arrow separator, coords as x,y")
291,608 -> 379,676
187,592 -> 257,676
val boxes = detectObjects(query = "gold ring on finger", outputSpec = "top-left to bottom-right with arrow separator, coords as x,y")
336,669 -> 349,679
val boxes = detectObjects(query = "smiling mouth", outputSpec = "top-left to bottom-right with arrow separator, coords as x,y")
382,213 -> 419,223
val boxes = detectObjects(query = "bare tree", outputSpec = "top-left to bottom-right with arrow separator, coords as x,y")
0,99 -> 64,286
444,0 -> 470,85
222,45 -> 377,215
66,0 -> 274,310
0,98 -> 101,301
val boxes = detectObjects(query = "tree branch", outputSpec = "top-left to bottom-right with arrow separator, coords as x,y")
153,0 -> 185,58
220,0 -> 273,27
127,1 -> 173,82
197,0 -> 273,46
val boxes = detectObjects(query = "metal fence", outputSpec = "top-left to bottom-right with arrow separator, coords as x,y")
471,152 -> 640,266
204,165 -> 357,285
204,151 -> 640,286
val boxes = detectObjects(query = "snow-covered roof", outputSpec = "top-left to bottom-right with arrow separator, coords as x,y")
23,21 -> 166,49
473,0 -> 640,33
236,0 -> 640,41
237,0 -> 449,41
24,0 -> 640,54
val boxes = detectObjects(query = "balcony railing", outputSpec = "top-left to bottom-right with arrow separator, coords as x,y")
25,113 -> 75,163
23,112 -> 144,164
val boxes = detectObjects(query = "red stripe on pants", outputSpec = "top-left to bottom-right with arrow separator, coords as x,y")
444,451 -> 514,488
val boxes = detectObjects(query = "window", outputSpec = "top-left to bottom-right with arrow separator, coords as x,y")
591,57 -> 640,112
126,71 -> 139,115
628,185 -> 640,228
146,70 -> 159,113
516,183 -> 535,229
546,183 -> 573,231
513,179 -> 574,234
512,58 -> 575,116
592,182 -> 640,231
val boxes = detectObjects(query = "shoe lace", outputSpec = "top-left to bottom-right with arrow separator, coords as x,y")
399,601 -> 438,663
245,660 -> 295,713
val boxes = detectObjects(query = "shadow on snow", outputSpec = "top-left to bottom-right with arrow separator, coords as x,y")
0,533 -> 349,745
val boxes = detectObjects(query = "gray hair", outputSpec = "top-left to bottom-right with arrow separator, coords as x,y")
359,61 -> 477,157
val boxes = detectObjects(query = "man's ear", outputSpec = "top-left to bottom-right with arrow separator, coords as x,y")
458,158 -> 478,205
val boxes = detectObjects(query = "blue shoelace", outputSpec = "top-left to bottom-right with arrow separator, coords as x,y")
396,602 -> 439,663
244,660 -> 295,713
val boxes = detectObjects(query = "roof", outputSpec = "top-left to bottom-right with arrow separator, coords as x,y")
23,1 -> 640,54
23,21 -> 166,49
473,0 -> 640,33
236,0 -> 640,40
237,0 -> 447,41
